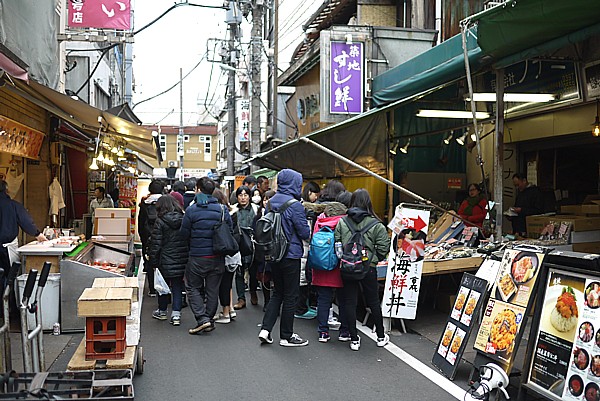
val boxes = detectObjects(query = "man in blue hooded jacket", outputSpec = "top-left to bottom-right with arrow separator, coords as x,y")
180,177 -> 233,335
258,169 -> 311,347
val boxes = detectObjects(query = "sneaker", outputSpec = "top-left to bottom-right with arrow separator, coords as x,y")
338,331 -> 351,342
294,309 -> 317,320
280,333 -> 309,347
170,316 -> 181,326
350,336 -> 361,351
152,309 -> 167,320
258,329 -> 273,344
229,309 -> 237,319
189,321 -> 213,334
318,332 -> 330,343
328,318 -> 341,331
377,334 -> 390,347
215,313 -> 231,324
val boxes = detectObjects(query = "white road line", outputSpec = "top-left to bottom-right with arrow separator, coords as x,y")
356,324 -> 467,400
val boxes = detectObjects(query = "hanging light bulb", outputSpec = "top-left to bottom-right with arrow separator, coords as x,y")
128,166 -> 136,174
399,139 -> 410,154
89,158 -> 99,170
97,150 -> 105,162
443,131 -> 454,145
456,132 -> 467,146
117,146 -> 125,157
111,141 -> 119,154
389,141 -> 399,155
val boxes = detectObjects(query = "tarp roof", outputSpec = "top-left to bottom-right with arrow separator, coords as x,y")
250,95 -> 421,179
5,77 -> 160,161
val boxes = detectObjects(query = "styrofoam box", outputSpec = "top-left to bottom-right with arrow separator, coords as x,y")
17,274 -> 61,331
95,208 -> 131,219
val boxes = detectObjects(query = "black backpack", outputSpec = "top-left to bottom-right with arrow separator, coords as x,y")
339,217 -> 379,280
254,199 -> 297,263
143,202 -> 158,240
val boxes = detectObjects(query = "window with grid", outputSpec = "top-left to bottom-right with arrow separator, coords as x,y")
159,135 -> 167,160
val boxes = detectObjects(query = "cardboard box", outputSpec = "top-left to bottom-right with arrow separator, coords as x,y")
527,215 -> 600,237
93,218 -> 130,236
561,205 -> 585,215
95,208 -> 131,219
582,203 -> 600,215
93,277 -> 139,302
526,215 -> 549,237
572,242 -> 600,254
78,287 -> 133,317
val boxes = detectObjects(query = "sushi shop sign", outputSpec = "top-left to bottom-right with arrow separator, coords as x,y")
525,268 -> 600,401
474,249 -> 545,367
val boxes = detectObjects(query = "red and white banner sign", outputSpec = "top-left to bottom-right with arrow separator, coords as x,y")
68,0 -> 131,30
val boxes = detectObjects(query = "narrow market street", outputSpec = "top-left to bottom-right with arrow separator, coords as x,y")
132,290 -> 462,401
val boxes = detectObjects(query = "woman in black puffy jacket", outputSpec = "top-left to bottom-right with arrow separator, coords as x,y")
148,195 -> 189,326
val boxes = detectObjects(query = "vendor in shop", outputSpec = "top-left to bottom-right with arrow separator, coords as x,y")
508,173 -> 544,236
0,180 -> 47,285
89,186 -> 114,221
458,183 -> 487,228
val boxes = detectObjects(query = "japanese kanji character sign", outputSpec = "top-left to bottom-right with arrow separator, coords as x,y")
68,0 -> 131,30
330,41 -> 363,114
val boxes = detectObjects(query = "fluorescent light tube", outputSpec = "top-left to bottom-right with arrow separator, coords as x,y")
416,110 -> 490,119
466,93 -> 555,102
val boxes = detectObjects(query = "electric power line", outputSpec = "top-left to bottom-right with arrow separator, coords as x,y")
132,51 -> 208,109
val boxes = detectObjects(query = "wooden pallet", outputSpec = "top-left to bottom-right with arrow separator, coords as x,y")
68,338 -> 136,371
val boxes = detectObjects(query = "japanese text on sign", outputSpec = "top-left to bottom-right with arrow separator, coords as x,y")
329,41 -> 363,114
382,205 -> 430,320
68,0 -> 131,30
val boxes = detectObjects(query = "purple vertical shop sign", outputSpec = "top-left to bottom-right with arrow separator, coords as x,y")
330,41 -> 363,114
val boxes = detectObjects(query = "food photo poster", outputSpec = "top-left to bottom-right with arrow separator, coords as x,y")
527,271 -> 585,398
561,275 -> 600,401
474,299 -> 525,364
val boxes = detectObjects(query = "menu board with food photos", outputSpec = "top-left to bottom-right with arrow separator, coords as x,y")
474,248 -> 546,367
432,273 -> 488,379
523,267 -> 600,401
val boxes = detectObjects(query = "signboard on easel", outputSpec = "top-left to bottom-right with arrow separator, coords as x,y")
382,204 -> 430,320
432,273 -> 488,380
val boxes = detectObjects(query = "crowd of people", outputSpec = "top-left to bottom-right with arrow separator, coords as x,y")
140,169 -> 391,350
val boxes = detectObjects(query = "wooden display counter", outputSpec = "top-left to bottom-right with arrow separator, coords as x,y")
17,241 -> 78,273
422,256 -> 484,276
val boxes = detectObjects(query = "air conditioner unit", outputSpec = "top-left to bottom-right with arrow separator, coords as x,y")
168,160 -> 178,167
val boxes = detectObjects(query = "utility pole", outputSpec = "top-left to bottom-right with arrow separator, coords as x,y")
178,67 -> 184,181
266,0 -> 279,140
226,3 -> 240,176
250,0 -> 264,172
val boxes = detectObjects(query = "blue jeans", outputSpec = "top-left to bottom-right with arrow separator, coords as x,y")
261,258 -> 300,340
157,275 -> 184,312
316,286 -> 348,334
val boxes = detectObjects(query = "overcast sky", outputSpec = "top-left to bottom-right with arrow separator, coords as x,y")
131,0 -> 322,127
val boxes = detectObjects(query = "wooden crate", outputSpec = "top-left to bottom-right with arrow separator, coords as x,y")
78,287 -> 133,317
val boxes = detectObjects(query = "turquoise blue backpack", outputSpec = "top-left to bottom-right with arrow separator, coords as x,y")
307,226 -> 338,271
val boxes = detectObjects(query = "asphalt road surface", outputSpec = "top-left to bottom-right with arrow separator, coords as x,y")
133,291 -> 464,401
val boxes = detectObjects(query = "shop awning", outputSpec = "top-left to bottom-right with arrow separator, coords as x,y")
3,77 -> 161,161
371,27 -> 483,107
473,0 -> 600,62
250,94 -> 426,179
